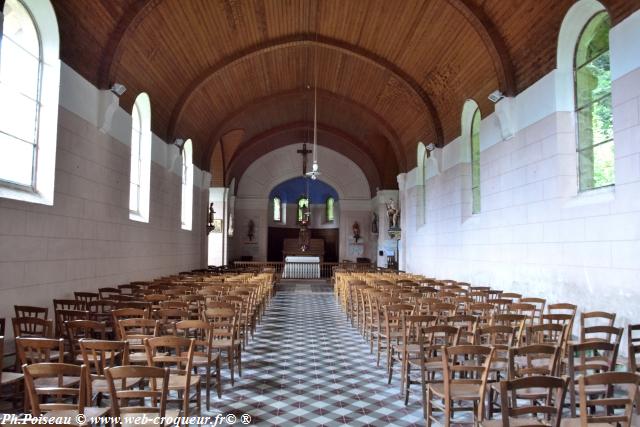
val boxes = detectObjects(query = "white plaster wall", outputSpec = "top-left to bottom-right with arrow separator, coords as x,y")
401,12 -> 640,348
0,64 -> 209,330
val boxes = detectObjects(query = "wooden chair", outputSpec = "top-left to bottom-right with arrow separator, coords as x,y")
98,287 -> 121,299
579,311 -> 617,343
491,313 -> 526,344
425,345 -> 495,427
14,306 -> 48,320
487,344 -> 561,419
0,337 -> 24,409
79,339 -> 140,406
112,307 -> 151,339
65,320 -> 107,364
204,305 -> 242,386
86,300 -> 116,335
16,337 -> 65,365
119,318 -> 159,364
73,292 -> 99,309
520,297 -> 546,324
480,376 -> 568,427
12,317 -> 53,338
175,320 -> 222,409
23,362 -> 108,421
145,336 -> 201,418
404,321 -> 455,405
153,308 -> 189,335
628,324 -> 640,414
567,341 -> 620,417
447,314 -> 478,345
54,309 -> 89,339
105,365 -> 176,427
383,303 -> 415,384
561,372 -> 640,427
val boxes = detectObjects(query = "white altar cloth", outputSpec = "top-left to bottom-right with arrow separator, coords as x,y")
282,256 -> 320,279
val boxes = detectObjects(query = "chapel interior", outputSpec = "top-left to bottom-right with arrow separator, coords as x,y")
1,0 -> 640,426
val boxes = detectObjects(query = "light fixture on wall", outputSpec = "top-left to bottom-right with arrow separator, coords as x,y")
173,138 -> 186,151
110,83 -> 127,96
425,143 -> 435,152
488,90 -> 504,103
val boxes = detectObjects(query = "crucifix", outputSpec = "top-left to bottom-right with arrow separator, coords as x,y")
297,143 -> 313,176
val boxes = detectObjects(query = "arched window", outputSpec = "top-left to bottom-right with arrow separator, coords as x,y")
0,0 -> 60,205
273,196 -> 282,222
471,107 -> 481,214
180,139 -> 193,230
325,196 -> 335,222
575,11 -> 613,191
129,93 -> 152,222
297,197 -> 309,223
423,151 -> 428,222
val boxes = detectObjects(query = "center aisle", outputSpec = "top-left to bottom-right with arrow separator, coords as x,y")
209,282 -> 423,427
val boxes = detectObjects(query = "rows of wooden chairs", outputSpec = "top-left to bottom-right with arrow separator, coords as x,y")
334,270 -> 640,426
0,269 -> 276,423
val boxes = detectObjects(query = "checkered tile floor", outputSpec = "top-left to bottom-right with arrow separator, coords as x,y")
205,282 -> 425,426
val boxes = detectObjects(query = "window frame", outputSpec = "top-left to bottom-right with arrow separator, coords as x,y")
180,139 -> 193,230
0,0 -> 60,205
297,196 -> 309,224
128,92 -> 152,223
273,196 -> 282,222
573,11 -> 614,192
470,107 -> 481,214
423,151 -> 428,223
325,196 -> 335,223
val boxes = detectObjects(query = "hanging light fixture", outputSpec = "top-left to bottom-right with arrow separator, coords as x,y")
306,39 -> 320,181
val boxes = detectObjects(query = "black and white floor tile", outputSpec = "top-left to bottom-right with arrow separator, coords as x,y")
206,282 -> 425,427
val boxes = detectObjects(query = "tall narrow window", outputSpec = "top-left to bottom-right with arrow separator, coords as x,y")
575,12 -> 613,191
325,196 -> 335,222
129,93 -> 152,222
0,0 -> 40,187
1,0 -> 60,206
471,108 -> 481,214
181,139 -> 193,230
273,196 -> 281,222
423,152 -> 428,223
297,197 -> 309,223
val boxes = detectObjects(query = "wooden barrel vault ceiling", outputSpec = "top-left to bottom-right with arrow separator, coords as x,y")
51,0 -> 639,190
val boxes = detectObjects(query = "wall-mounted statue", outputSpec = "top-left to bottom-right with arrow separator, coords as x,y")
352,221 -> 361,242
207,203 -> 215,228
247,219 -> 255,241
385,198 -> 400,229
371,212 -> 378,234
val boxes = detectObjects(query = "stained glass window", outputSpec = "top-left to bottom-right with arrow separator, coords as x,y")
273,196 -> 281,222
326,196 -> 335,222
297,197 -> 309,223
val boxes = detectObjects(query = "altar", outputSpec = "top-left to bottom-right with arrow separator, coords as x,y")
282,255 -> 321,279
281,238 -> 324,279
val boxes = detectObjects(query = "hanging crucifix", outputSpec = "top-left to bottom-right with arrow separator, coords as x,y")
297,143 -> 312,176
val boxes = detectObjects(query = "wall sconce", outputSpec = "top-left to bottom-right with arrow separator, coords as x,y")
110,83 -> 127,96
488,90 -> 504,103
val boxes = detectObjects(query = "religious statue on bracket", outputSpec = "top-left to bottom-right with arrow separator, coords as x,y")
206,203 -> 216,234
352,221 -> 361,242
371,212 -> 378,234
386,198 -> 401,239
247,219 -> 255,241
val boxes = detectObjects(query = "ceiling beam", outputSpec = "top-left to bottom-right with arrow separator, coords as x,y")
446,0 -> 516,96
225,122 -> 386,196
98,0 -> 162,89
199,87 -> 405,173
165,34 -> 444,148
